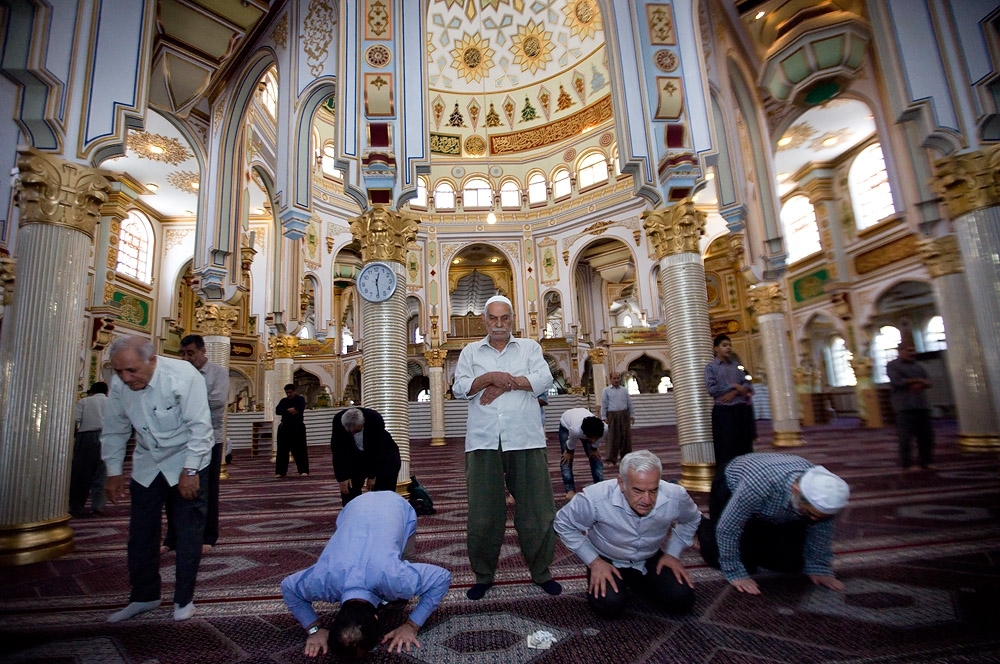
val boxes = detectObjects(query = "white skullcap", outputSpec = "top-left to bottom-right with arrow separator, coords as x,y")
484,294 -> 512,310
799,465 -> 849,515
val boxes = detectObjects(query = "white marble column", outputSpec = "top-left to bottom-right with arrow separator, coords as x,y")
589,348 -> 608,416
425,349 -> 447,447
748,283 -> 803,446
271,336 -> 298,461
198,303 -> 238,477
0,149 -> 111,565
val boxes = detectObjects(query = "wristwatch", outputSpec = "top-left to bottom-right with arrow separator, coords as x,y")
184,468 -> 198,477
307,625 -> 321,636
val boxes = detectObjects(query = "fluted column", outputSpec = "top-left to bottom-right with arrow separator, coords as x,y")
748,284 -> 803,446
196,303 -> 239,477
270,336 -> 298,460
588,348 -> 608,416
794,366 -> 818,427
350,206 -> 419,486
918,235 -> 999,449
262,349 -> 277,457
0,149 -> 111,565
932,146 -> 1000,427
642,200 -> 714,491
424,349 -> 447,447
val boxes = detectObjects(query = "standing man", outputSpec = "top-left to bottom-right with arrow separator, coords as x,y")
101,336 -> 213,622
697,453 -> 850,596
554,450 -> 700,617
330,406 -> 402,506
162,334 -> 230,553
558,407 -> 606,500
704,334 -> 755,472
281,491 -> 451,658
452,294 -> 561,600
601,371 -> 634,466
275,383 -> 309,477
886,343 -> 935,471
70,381 -> 109,518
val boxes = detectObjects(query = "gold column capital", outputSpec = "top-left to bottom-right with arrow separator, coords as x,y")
727,232 -> 746,270
932,145 -> 1000,219
642,199 -> 706,259
349,205 -> 419,263
799,176 -> 836,204
269,334 -> 299,358
195,303 -> 239,337
747,282 -> 786,315
424,348 -> 448,367
587,347 -> 607,364
917,235 -> 963,278
263,348 -> 275,370
849,356 -> 873,380
13,148 -> 112,239
0,256 -> 16,306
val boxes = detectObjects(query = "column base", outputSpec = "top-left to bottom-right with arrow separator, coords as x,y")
772,430 -> 805,447
958,434 -> 1000,451
0,516 -> 75,566
678,462 -> 714,493
430,437 -> 446,447
220,460 -> 230,480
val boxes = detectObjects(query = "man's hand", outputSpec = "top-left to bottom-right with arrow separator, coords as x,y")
365,477 -> 376,491
106,475 -> 127,504
479,385 -> 507,406
808,574 -> 845,591
382,619 -> 421,653
655,554 -> 693,588
730,577 -> 760,595
287,407 -> 298,414
560,449 -> 574,464
178,472 -> 199,500
719,390 -> 736,404
588,558 -> 621,597
304,627 -> 329,658
339,479 -> 352,494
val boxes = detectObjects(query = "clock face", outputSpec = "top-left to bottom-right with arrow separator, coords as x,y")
357,262 -> 397,303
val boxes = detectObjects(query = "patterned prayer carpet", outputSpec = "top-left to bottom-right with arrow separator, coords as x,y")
2,418 -> 1000,663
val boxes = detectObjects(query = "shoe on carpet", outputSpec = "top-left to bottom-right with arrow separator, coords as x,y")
466,583 -> 493,600
536,579 -> 562,596
173,602 -> 196,621
108,599 -> 160,623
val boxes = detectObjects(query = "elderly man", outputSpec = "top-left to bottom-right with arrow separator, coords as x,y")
452,294 -> 560,600
281,491 -> 451,658
330,406 -> 402,506
162,334 -> 230,553
601,371 -> 634,466
101,336 -> 213,622
698,453 -> 850,596
558,407 -> 606,500
886,343 -> 935,471
554,450 -> 700,617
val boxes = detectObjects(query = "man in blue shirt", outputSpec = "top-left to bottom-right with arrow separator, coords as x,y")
281,491 -> 451,658
704,334 -> 755,471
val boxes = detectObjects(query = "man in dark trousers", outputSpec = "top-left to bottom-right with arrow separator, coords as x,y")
330,407 -> 402,506
275,384 -> 309,477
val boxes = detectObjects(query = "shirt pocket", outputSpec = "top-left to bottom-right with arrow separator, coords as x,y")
148,399 -> 184,438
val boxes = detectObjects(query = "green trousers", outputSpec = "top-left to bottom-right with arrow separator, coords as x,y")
465,446 -> 556,585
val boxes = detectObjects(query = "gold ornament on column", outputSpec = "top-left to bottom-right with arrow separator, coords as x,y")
195,303 -> 240,337
587,347 -> 607,364
424,348 -> 447,367
349,205 -> 418,263
269,335 -> 300,358
642,199 -> 707,259
263,347 -> 275,371
13,148 -> 112,237
917,235 -> 964,278
931,145 -> 1000,219
0,256 -> 16,305
727,232 -> 746,271
747,283 -> 785,315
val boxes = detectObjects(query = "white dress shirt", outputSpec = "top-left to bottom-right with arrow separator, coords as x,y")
198,359 -> 230,444
452,335 -> 553,452
559,407 -> 607,451
101,356 -> 214,487
76,393 -> 108,432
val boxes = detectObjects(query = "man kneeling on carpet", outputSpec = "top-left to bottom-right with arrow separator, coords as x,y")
281,491 -> 451,658
697,452 -> 850,596
554,450 -> 701,617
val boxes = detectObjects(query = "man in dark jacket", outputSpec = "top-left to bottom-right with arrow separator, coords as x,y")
330,407 -> 402,505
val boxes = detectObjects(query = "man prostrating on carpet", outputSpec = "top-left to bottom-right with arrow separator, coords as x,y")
281,491 -> 451,658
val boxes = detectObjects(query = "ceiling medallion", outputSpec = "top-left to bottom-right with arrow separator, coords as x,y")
167,170 -> 200,194
365,44 -> 392,68
451,166 -> 465,178
489,165 -> 503,178
511,20 -> 555,75
126,130 -> 192,165
563,148 -> 577,162
654,49 -> 678,72
450,32 -> 495,84
563,0 -> 603,40
777,122 -> 815,151
599,132 -> 614,147
464,135 -> 487,156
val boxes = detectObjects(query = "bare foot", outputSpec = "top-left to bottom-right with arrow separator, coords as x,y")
202,544 -> 213,554
505,494 -> 515,505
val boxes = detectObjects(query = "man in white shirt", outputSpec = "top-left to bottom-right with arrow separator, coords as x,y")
601,371 -> 635,466
70,381 -> 109,517
452,294 -> 560,601
554,450 -> 700,617
101,335 -> 214,623
558,407 -> 606,500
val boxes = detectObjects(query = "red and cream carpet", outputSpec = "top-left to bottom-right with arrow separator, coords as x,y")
2,418 -> 999,663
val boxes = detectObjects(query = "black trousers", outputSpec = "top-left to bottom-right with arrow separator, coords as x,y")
896,408 -> 934,468
339,459 -> 402,506
711,403 -> 755,472
275,424 -> 309,475
164,442 -> 222,548
586,552 -> 695,618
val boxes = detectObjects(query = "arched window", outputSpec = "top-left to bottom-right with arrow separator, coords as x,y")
923,315 -> 947,351
871,325 -> 901,383
780,195 -> 821,263
825,336 -> 857,387
433,181 -> 455,210
611,145 -> 621,177
258,68 -> 278,119
527,172 -> 547,204
499,180 -> 520,209
578,152 -> 609,188
117,211 -> 154,283
552,167 -> 571,199
417,389 -> 431,403
622,314 -> 633,328
657,376 -> 673,393
626,375 -> 640,395
341,327 -> 355,354
320,143 -> 342,179
849,143 -> 896,230
412,177 -> 428,208
463,177 -> 492,209
414,325 -> 424,344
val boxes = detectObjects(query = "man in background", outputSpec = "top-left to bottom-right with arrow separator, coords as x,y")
601,371 -> 634,466
330,406 -> 402,506
275,384 -> 309,477
558,407 -> 606,500
70,381 -> 109,518
886,343 -> 935,471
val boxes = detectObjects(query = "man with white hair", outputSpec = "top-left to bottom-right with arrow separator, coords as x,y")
698,453 -> 850,596
452,294 -> 559,601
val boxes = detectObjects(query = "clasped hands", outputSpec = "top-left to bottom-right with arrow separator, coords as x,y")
719,383 -> 751,404
479,371 -> 522,406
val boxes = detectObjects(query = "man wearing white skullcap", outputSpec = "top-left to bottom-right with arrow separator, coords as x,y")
697,453 -> 850,596
452,293 -> 560,601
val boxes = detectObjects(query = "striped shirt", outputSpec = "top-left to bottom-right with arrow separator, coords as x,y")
705,357 -> 754,406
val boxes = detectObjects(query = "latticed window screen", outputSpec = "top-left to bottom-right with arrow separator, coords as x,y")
117,212 -> 152,283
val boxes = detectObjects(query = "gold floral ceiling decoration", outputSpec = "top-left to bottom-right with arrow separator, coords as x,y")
126,130 -> 193,165
563,0 -> 602,40
450,32 -> 495,83
776,122 -> 815,151
511,20 -> 555,75
167,170 -> 200,194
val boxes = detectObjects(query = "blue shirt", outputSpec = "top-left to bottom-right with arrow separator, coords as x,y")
704,357 -> 754,406
280,492 -> 451,629
717,453 -> 837,581
601,384 -> 634,417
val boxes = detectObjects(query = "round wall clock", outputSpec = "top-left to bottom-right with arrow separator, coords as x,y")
357,261 -> 398,302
